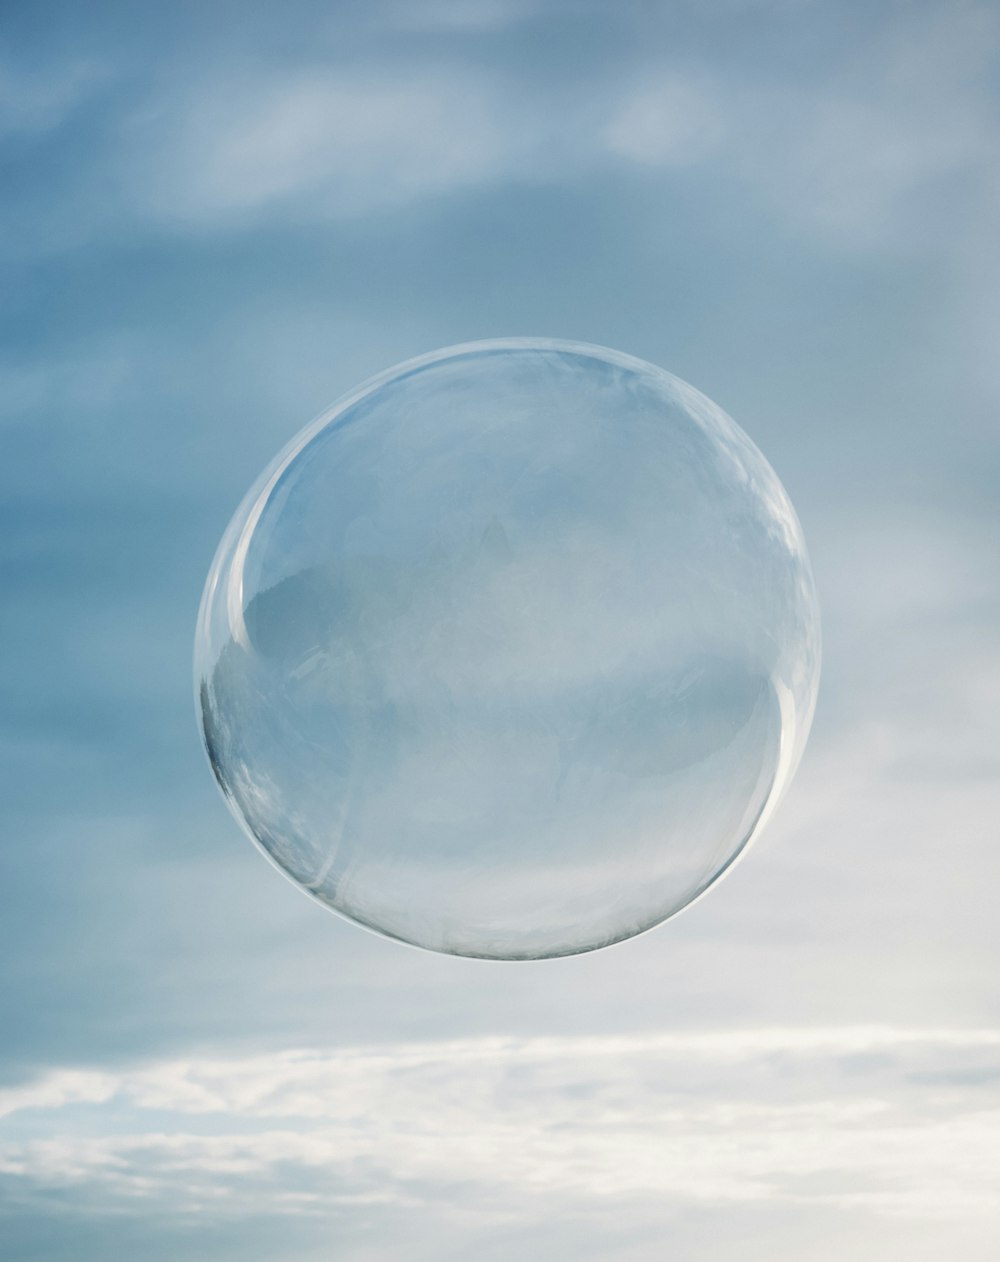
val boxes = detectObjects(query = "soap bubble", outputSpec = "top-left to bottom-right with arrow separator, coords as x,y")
195,340 -> 820,959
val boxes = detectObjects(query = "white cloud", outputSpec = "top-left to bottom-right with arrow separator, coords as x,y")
602,78 -> 724,167
128,69 -> 533,224
3,1027 -> 999,1223
0,1070 -> 117,1122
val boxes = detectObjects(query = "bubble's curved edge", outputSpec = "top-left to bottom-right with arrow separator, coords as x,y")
203,678 -> 791,964
217,730 -> 782,964
192,336 -> 824,963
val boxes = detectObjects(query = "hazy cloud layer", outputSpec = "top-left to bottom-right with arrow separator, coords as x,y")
4,1028 -> 999,1240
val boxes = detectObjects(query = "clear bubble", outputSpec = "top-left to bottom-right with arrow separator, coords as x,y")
195,340 -> 820,959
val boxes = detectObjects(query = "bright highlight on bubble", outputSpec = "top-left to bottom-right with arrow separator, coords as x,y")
195,339 -> 820,959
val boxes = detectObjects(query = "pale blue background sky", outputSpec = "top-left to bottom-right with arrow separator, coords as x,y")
3,1 -> 999,1258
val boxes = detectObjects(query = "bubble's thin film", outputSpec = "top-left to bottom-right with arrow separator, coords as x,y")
195,339 -> 820,959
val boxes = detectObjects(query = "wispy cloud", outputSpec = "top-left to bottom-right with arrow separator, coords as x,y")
0,55 -> 105,137
3,1027 -> 999,1222
129,69 -> 533,224
733,5 -> 1000,245
601,76 -> 724,167
4,2 -> 996,254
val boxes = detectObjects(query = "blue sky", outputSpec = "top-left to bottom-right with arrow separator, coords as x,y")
3,0 -> 999,1257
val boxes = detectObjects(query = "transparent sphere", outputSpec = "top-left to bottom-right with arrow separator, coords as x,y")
195,340 -> 820,959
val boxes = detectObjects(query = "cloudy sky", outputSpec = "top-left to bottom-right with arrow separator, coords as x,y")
3,0 -> 999,1257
